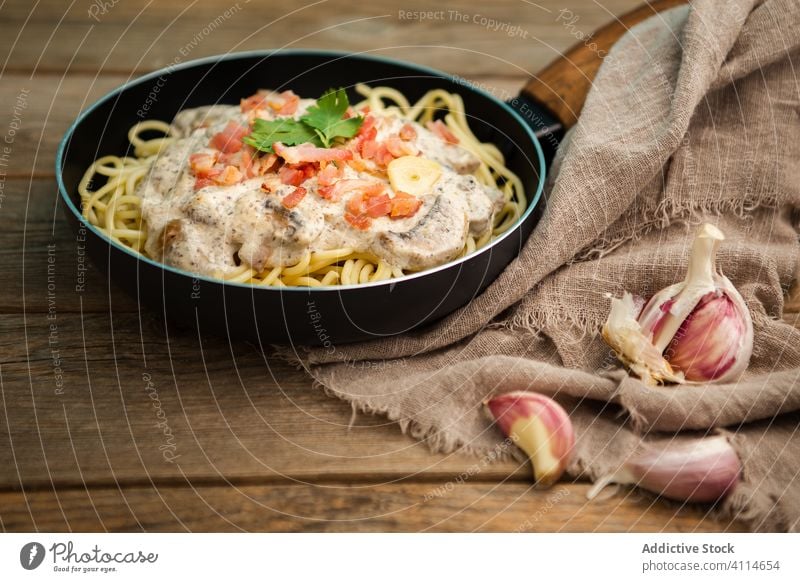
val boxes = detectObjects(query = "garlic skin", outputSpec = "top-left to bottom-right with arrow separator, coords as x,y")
586,435 -> 741,503
484,391 -> 575,488
603,293 -> 685,385
603,223 -> 753,385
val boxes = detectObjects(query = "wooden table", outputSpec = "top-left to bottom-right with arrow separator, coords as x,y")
1,0 -> 792,532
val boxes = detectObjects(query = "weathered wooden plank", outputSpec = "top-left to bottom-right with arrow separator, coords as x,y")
0,482 -> 743,532
0,76 -> 124,178
0,309 -> 530,487
0,179 -> 140,313
1,0 -> 641,77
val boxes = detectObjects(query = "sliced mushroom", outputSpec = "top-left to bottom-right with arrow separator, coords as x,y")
157,218 -> 239,275
374,193 -> 469,271
437,173 -> 499,237
231,189 -> 324,272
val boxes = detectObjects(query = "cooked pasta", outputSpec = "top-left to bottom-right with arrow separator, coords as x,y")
79,86 -> 525,287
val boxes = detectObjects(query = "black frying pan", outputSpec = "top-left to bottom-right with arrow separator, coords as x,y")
56,1 -> 682,345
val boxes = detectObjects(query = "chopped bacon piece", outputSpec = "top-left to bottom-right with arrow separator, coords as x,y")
373,143 -> 396,167
359,138 -> 379,160
189,152 -> 217,174
209,121 -> 248,154
399,123 -> 417,141
193,167 -> 223,190
217,151 -> 238,166
356,115 -> 377,139
390,191 -> 423,219
346,193 -> 366,216
241,91 -> 268,113
385,136 -> 418,158
257,153 -> 279,175
274,90 -> 300,115
364,193 -> 392,218
344,185 -> 391,230
273,142 -> 353,164
241,90 -> 300,115
281,186 -> 307,209
219,165 -> 243,185
279,165 -> 306,187
344,212 -> 371,230
426,119 -> 459,144
239,146 -> 255,178
317,162 -> 343,187
359,138 -> 395,167
319,179 -> 382,202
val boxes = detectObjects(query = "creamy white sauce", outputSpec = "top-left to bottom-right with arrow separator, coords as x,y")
136,93 -> 503,277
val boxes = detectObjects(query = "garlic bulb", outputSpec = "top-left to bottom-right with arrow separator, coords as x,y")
603,223 -> 753,385
484,391 -> 575,488
586,435 -> 741,503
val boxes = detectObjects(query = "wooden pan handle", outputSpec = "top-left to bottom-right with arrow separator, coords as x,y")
523,0 -> 688,128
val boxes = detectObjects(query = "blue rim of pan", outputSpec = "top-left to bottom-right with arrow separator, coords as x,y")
55,48 -> 547,292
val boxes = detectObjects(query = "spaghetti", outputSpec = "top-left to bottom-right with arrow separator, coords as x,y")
79,86 -> 526,287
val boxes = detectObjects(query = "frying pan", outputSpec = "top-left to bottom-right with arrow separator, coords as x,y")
56,0 -> 684,345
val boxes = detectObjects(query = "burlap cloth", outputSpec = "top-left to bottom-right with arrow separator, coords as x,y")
283,0 -> 800,531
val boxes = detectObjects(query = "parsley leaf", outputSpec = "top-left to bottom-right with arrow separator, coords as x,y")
301,88 -> 363,147
242,88 -> 363,153
242,118 -> 322,153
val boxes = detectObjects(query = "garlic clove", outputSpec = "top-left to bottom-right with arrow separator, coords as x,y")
587,435 -> 741,503
602,292 -> 685,386
484,391 -> 575,488
665,290 -> 752,381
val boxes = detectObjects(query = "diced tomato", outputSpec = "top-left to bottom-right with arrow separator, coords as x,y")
189,152 -> 217,174
281,186 -> 307,209
390,191 -> 423,219
273,142 -> 353,164
426,119 -> 459,144
209,121 -> 248,154
399,123 -> 417,141
344,212 -> 371,230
